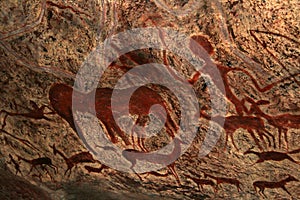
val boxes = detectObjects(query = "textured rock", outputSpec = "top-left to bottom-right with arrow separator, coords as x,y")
0,0 -> 299,199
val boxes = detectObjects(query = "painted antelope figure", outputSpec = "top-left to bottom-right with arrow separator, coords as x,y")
16,154 -> 57,177
84,164 -> 109,174
244,147 -> 300,165
244,97 -> 300,150
0,100 -> 54,129
50,144 -> 97,176
253,175 -> 299,197
122,137 -> 185,186
183,173 -> 216,192
203,172 -> 242,192
200,108 -> 275,150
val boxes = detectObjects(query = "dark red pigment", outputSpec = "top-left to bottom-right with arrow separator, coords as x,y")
48,83 -> 179,149
245,97 -> 300,149
244,148 -> 300,165
50,144 -> 97,176
253,175 -> 298,197
200,109 -> 275,151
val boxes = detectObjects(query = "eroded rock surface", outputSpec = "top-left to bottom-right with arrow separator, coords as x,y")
0,0 -> 299,199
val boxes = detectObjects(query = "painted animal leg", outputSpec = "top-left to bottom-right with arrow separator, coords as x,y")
248,129 -> 263,150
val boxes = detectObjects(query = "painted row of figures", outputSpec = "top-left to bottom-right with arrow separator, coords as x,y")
0,1 -> 299,197
5,140 -> 300,198
1,89 -> 300,198
1,38 -> 300,197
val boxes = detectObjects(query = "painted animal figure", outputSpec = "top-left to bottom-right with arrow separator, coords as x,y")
253,175 -> 298,197
244,148 -> 300,165
50,144 -> 97,176
84,164 -> 109,174
122,137 -> 185,186
49,83 -> 178,150
16,154 -> 57,175
184,173 -> 216,192
200,109 -> 275,150
0,100 -> 54,129
203,172 -> 242,192
190,35 -> 300,116
245,97 -> 300,149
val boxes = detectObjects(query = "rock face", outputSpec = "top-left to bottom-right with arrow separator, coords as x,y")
0,0 -> 299,199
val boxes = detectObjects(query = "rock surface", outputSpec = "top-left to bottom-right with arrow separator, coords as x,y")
0,0 -> 299,199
